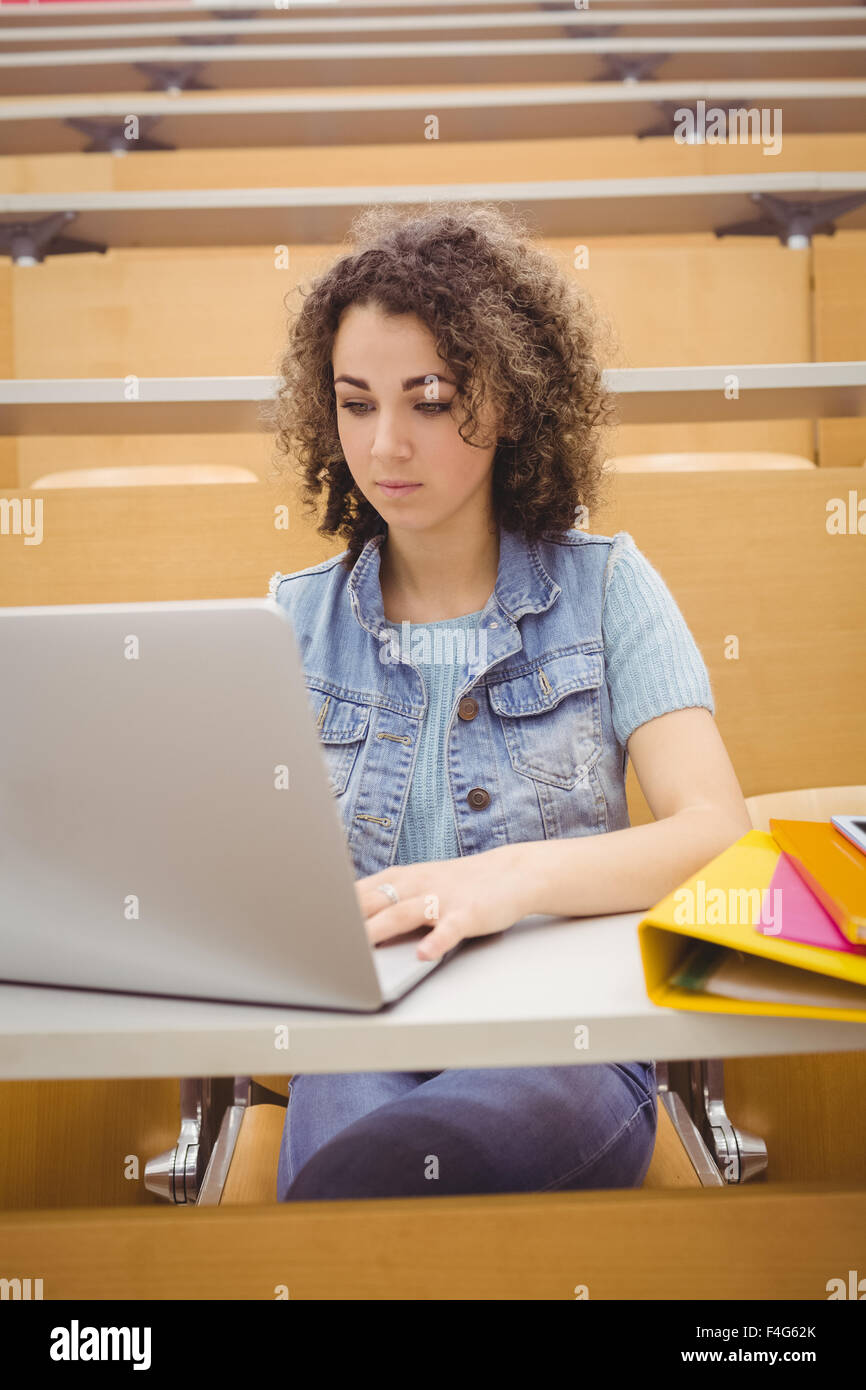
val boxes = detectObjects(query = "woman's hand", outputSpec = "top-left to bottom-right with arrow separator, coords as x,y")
355,846 -> 533,962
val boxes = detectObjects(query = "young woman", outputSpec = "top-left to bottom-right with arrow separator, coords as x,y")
267,201 -> 752,1203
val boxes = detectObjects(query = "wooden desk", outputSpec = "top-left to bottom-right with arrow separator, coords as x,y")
2,81 -> 865,156
4,6 -> 866,53
4,363 -> 864,434
3,171 -> 866,246
1,34 -> 864,99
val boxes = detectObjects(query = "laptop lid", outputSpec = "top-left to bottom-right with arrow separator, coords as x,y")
0,599 -> 443,1011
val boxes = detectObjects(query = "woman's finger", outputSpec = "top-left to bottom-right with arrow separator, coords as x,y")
356,877 -> 406,917
416,914 -> 464,962
364,895 -> 432,945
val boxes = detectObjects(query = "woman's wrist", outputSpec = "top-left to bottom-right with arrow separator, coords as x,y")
484,841 -> 539,921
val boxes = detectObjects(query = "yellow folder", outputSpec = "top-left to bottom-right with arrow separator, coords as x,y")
637,830 -> 866,1023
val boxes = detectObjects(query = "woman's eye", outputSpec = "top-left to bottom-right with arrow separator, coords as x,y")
337,401 -> 451,415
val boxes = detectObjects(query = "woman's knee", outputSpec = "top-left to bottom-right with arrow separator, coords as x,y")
281,1116 -> 443,1201
278,1070 -> 431,1201
545,1093 -> 658,1192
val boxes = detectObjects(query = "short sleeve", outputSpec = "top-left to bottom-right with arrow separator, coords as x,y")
601,531 -> 715,748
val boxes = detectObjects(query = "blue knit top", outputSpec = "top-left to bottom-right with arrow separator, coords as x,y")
393,532 -> 714,865
395,608 -> 486,867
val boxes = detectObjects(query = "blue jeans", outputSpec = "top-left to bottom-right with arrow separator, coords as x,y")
276,1061 -> 657,1202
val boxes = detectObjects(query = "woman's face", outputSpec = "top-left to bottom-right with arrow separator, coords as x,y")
331,301 -> 502,535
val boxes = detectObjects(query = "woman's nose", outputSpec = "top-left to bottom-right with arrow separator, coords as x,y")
371,412 -> 412,459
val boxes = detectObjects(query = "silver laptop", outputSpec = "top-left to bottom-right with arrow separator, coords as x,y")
0,599 -> 460,1011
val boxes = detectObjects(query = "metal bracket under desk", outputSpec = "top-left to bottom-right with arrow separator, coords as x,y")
657,1060 -> 768,1186
144,1077 -> 287,1206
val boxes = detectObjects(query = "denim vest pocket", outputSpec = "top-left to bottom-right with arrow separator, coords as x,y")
305,684 -> 371,797
487,649 -> 604,790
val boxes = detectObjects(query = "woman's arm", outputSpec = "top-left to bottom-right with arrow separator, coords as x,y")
498,706 -> 754,921
358,706 -> 754,960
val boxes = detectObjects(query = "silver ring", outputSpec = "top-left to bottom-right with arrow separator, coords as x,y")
376,882 -> 399,906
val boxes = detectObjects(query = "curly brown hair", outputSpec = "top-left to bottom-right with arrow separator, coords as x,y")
265,199 -> 616,573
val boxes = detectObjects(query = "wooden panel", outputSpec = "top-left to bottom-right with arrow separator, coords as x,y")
817,418 -> 866,468
11,243 -> 333,378
0,258 -> 15,488
814,229 -> 866,362
641,1103 -> 702,1190
724,1053 -> 866,1184
626,760 -> 655,829
0,1079 -> 181,1210
2,131 -> 865,196
221,1105 -> 285,1206
609,419 -> 815,461
813,230 -> 866,466
0,1185 -> 862,1299
0,260 -> 12,374
11,238 -> 809,379
588,469 -> 866,808
251,1076 -> 292,1093
572,238 -> 811,368
0,479 -> 317,604
568,233 -> 814,461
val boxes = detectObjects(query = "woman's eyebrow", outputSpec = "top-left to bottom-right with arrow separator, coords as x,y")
402,374 -> 457,391
333,373 -> 457,391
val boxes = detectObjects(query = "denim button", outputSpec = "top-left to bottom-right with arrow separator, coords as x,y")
458,697 -> 479,721
467,787 -> 490,810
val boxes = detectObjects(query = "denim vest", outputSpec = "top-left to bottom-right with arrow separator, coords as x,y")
270,525 -> 630,880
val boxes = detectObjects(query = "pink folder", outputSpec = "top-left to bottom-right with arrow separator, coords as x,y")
756,852 -> 866,955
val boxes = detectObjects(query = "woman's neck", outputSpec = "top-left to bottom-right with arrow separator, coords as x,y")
379,525 -> 500,625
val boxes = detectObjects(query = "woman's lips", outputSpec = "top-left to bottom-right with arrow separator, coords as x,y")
377,483 -> 423,498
